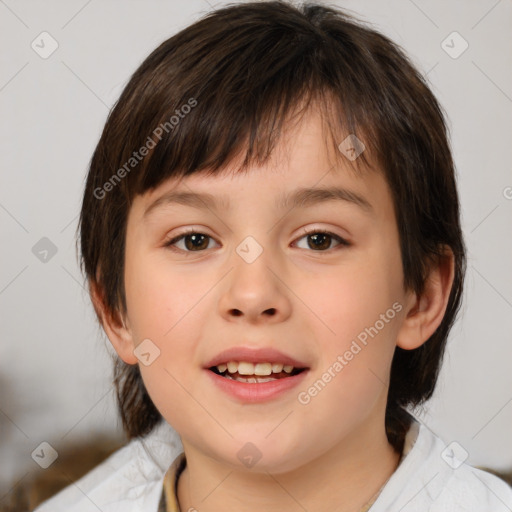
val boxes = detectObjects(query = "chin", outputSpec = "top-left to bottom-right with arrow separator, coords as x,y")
204,435 -> 315,475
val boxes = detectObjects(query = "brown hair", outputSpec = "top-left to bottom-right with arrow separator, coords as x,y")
78,1 -> 466,452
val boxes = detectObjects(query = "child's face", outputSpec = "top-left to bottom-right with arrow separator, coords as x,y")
118,109 -> 415,473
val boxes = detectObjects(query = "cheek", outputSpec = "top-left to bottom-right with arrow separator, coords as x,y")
123,249 -> 223,395
295,255 -> 403,351
124,250 -> 211,342
293,237 -> 404,408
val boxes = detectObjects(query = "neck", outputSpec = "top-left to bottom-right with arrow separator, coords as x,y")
176,412 -> 401,512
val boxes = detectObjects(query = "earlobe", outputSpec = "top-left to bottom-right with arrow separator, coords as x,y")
396,248 -> 455,351
89,281 -> 138,365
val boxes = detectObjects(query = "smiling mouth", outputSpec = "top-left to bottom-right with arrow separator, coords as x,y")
209,361 -> 306,383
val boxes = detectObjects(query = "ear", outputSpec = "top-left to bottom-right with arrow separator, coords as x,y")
396,247 -> 455,350
90,281 -> 138,365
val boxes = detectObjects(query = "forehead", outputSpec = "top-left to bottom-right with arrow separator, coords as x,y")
132,108 -> 390,221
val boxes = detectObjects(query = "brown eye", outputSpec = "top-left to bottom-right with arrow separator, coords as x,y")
294,230 -> 349,251
307,232 -> 332,250
165,231 -> 218,252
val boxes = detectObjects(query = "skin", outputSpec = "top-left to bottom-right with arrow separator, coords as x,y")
96,108 -> 454,512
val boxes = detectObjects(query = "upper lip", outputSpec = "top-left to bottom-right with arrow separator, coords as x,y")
205,347 -> 309,369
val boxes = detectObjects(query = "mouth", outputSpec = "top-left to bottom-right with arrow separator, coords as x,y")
204,347 -> 310,402
209,361 -> 306,383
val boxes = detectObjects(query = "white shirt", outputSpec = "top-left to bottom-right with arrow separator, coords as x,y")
34,418 -> 512,511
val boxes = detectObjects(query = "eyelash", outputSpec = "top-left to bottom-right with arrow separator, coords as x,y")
163,228 -> 350,254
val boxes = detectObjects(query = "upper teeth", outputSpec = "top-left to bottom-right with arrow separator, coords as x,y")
216,362 -> 294,376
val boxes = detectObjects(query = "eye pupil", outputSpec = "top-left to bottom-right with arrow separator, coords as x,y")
308,233 -> 331,250
185,234 -> 209,251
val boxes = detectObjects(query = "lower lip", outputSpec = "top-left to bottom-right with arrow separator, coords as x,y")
205,369 -> 309,403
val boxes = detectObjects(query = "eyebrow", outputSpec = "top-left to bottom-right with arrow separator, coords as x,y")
278,186 -> 373,213
143,185 -> 373,219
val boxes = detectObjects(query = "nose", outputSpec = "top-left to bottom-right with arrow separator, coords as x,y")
218,244 -> 292,325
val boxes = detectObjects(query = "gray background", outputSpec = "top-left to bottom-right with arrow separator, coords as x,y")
1,0 -> 511,496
